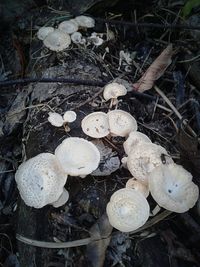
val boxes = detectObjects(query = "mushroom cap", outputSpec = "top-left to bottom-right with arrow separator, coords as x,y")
127,143 -> 173,183
149,164 -> 199,213
58,20 -> 78,34
88,36 -> 104,46
48,112 -> 64,127
126,178 -> 149,198
51,188 -> 69,208
81,112 -> 110,138
55,137 -> 100,176
75,15 -> 95,28
63,111 -> 77,123
106,188 -> 150,232
37,27 -> 54,41
71,32 -> 83,44
43,29 -> 71,51
123,131 -> 151,155
103,82 -> 127,101
108,110 -> 138,137
15,153 -> 68,208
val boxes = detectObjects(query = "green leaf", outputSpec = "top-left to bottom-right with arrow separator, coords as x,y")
182,0 -> 200,18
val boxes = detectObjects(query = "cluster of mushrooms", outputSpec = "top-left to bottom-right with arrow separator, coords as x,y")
15,82 -> 199,233
37,15 -> 105,51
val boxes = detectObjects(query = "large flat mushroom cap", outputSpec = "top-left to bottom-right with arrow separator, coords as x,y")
108,110 -> 138,137
81,112 -> 109,138
123,131 -> 151,155
106,188 -> 150,232
127,143 -> 173,184
149,163 -> 199,213
43,29 -> 71,51
15,153 -> 68,208
55,137 -> 100,176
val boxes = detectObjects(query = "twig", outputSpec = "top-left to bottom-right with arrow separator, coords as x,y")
154,85 -> 197,138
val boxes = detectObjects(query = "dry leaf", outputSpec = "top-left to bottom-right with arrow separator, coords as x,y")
133,44 -> 173,92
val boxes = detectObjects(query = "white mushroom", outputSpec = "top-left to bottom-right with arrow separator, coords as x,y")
37,27 -> 54,41
149,163 -> 199,213
88,35 -> 104,46
81,112 -> 110,138
126,178 -> 149,198
15,153 -> 68,208
106,188 -> 150,232
48,112 -> 64,127
71,32 -> 85,44
58,20 -> 79,34
63,111 -> 77,132
51,188 -> 69,208
75,15 -> 95,28
55,137 -> 100,177
123,131 -> 151,155
127,142 -> 173,184
108,110 -> 137,137
43,29 -> 71,52
103,82 -> 127,107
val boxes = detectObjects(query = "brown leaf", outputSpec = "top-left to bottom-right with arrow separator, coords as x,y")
133,44 -> 173,92
86,213 -> 113,267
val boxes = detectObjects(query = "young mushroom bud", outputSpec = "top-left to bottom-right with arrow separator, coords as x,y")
55,137 -> 100,177
37,27 -> 54,41
43,29 -> 71,52
106,188 -> 150,232
81,112 -> 110,138
103,82 -> 127,108
71,32 -> 85,44
63,111 -> 77,132
48,111 -> 76,132
123,131 -> 151,155
48,112 -> 64,127
126,178 -> 149,198
127,143 -> 173,184
149,163 -> 199,213
58,20 -> 78,34
15,153 -> 68,208
108,110 -> 137,137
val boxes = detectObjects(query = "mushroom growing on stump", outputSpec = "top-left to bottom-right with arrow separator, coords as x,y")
55,137 -> 100,177
123,131 -> 152,155
15,153 -> 68,208
43,29 -> 71,52
108,110 -> 137,137
103,82 -> 127,108
81,112 -> 110,138
126,178 -> 149,198
106,188 -> 150,232
149,163 -> 199,213
127,142 -> 173,184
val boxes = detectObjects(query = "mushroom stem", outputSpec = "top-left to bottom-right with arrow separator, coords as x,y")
150,205 -> 161,217
63,122 -> 70,132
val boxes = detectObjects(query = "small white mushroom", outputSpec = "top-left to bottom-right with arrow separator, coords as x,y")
48,112 -> 64,127
58,20 -> 79,34
75,15 -> 95,28
126,178 -> 149,198
15,153 -> 68,208
51,188 -> 69,208
71,32 -> 85,44
88,35 -> 104,46
81,112 -> 110,138
106,188 -> 150,232
37,27 -> 54,41
108,110 -> 137,137
127,143 -> 173,184
63,111 -> 77,132
55,137 -> 100,177
43,29 -> 71,52
103,82 -> 127,107
149,163 -> 199,213
123,131 -> 151,155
